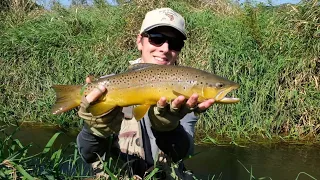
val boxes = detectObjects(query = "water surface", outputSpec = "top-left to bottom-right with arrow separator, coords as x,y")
185,144 -> 320,180
3,125 -> 319,180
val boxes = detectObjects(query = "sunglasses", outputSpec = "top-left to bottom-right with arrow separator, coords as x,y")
141,32 -> 185,51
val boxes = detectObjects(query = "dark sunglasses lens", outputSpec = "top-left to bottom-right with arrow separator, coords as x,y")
168,40 -> 184,51
147,33 -> 184,51
149,36 -> 167,46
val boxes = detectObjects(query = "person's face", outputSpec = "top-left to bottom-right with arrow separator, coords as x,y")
136,26 -> 185,65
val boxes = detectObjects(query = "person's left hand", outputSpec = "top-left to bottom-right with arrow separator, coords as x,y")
148,93 -> 215,131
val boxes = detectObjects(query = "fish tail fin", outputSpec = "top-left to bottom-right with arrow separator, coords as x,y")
51,85 -> 83,115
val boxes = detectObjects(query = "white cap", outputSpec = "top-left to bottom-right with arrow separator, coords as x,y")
140,8 -> 187,39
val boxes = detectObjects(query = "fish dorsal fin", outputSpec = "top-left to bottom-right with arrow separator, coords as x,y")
128,63 -> 157,71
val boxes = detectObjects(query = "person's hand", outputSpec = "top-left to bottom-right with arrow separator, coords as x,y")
149,93 -> 215,132
84,76 -> 106,103
78,76 -> 123,138
158,94 -> 215,113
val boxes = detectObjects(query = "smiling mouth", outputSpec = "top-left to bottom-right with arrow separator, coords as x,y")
154,56 -> 168,62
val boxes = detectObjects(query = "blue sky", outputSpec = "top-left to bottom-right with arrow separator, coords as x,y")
37,0 -> 301,7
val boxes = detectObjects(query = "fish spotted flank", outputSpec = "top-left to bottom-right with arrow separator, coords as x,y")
51,63 -> 240,120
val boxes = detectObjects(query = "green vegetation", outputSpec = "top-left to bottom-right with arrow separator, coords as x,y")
0,130 -> 89,179
1,0 -> 319,144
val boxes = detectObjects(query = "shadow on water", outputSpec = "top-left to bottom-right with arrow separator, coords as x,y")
2,124 -> 320,180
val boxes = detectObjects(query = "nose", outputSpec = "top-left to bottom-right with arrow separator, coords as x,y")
158,41 -> 169,53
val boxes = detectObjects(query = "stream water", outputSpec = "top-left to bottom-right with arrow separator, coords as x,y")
184,144 -> 320,180
2,125 -> 320,180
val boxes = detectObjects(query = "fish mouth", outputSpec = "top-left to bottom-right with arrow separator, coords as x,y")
215,86 -> 240,104
217,97 -> 240,103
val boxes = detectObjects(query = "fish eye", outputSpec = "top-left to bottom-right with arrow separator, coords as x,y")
216,82 -> 224,88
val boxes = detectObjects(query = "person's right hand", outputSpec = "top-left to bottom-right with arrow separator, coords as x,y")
84,76 -> 107,104
78,76 -> 123,138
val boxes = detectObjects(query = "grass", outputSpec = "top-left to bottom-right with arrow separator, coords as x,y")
0,0 -> 319,144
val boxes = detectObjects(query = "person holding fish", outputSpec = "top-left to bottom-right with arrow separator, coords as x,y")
55,7 -> 240,179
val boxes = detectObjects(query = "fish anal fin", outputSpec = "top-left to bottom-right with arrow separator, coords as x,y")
88,102 -> 117,116
133,105 -> 150,121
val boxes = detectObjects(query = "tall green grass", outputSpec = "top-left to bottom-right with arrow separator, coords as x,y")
0,0 -> 319,143
193,0 -> 320,143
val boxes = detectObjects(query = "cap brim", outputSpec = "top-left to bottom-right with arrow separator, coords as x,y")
142,23 -> 187,40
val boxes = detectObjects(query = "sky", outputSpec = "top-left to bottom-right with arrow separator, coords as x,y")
36,0 -> 301,8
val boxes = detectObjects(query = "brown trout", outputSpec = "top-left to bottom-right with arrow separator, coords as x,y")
51,63 -> 240,120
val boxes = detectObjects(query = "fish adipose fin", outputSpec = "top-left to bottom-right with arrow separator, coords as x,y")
51,85 -> 82,114
133,105 -> 151,120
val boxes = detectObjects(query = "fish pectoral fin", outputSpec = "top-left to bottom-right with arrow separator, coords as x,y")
133,105 -> 150,121
87,102 -> 117,116
196,95 -> 207,102
172,90 -> 190,99
172,90 -> 207,102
